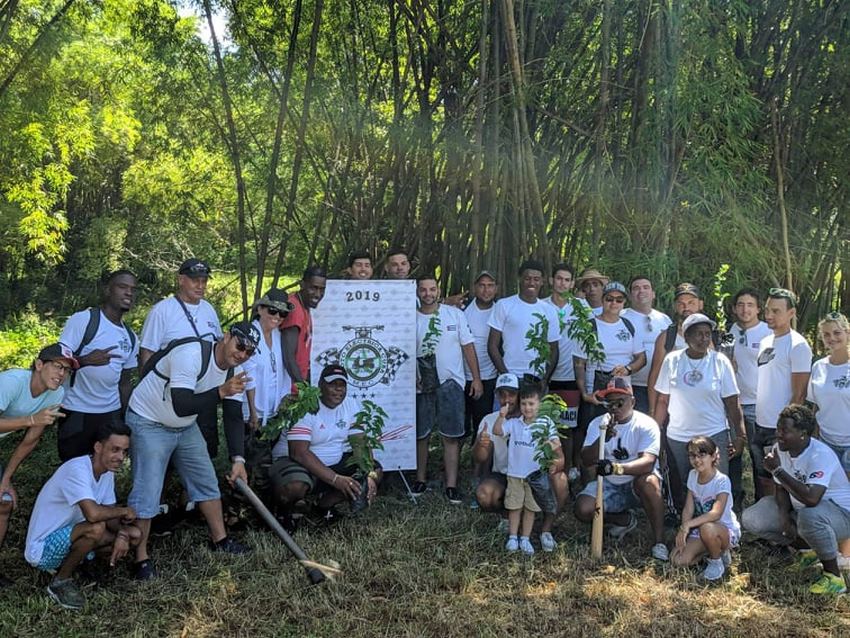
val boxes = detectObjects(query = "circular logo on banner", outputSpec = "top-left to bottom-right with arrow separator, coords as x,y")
339,337 -> 386,388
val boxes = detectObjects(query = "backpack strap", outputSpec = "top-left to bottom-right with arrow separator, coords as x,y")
620,316 -> 636,338
69,308 -> 100,388
664,323 -> 678,353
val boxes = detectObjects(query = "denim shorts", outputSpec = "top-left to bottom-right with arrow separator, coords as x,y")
823,440 -> 850,474
580,479 -> 641,514
416,379 -> 465,439
126,409 -> 221,519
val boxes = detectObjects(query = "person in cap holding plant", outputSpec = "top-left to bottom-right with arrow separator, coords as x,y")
742,404 -> 850,595
139,258 -> 223,457
573,281 -> 646,420
346,251 -> 374,280
125,322 -> 258,580
575,268 -> 609,316
281,265 -> 327,385
574,378 -> 668,560
268,364 -> 382,527
0,343 -> 74,588
653,313 -> 745,511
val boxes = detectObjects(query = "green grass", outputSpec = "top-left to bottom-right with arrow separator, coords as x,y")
0,437 -> 848,637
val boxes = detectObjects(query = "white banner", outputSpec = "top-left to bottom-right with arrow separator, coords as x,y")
311,280 -> 417,470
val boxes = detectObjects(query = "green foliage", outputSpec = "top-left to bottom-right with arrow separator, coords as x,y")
420,313 -> 441,357
525,312 -> 551,378
348,400 -> 388,475
711,263 -> 731,325
260,381 -> 321,441
0,312 -> 62,369
564,294 -> 605,364
529,414 -> 559,471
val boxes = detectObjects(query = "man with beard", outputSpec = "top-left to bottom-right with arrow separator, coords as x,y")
384,247 -> 412,280
487,260 -> 560,384
281,265 -> 327,385
57,270 -> 140,460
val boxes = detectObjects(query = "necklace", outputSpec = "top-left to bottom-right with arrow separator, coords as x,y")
683,352 -> 708,386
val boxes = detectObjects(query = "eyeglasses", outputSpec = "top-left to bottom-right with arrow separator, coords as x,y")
604,296 -> 626,304
687,451 -> 711,459
49,361 -> 73,374
262,305 -> 288,317
768,287 -> 797,307
235,340 -> 256,356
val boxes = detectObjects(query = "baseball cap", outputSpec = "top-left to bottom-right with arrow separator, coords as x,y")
178,258 -> 212,278
37,343 -> 80,369
681,313 -> 717,333
474,270 -> 497,283
320,364 -> 348,384
255,288 -> 295,314
602,282 -> 627,297
674,283 -> 701,299
495,373 -> 520,391
594,377 -> 633,400
229,321 -> 260,349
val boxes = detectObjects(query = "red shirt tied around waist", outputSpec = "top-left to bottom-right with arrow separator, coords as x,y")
281,266 -> 328,386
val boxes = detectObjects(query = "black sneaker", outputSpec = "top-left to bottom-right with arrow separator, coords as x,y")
210,536 -> 251,555
134,559 -> 157,581
150,508 -> 183,537
411,481 -> 428,495
445,487 -> 462,505
46,577 -> 85,610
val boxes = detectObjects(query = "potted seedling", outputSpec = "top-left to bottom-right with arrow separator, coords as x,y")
348,400 -> 388,514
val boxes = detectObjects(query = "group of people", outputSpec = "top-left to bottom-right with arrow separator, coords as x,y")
1,248 -> 849,611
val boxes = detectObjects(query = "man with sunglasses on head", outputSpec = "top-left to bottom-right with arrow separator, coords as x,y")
573,378 -> 668,560
139,258 -> 222,457
125,322 -> 258,581
0,344 -> 74,588
728,288 -> 771,506
753,288 -> 812,500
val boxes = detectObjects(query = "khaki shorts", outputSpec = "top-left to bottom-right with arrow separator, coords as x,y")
504,476 -> 541,513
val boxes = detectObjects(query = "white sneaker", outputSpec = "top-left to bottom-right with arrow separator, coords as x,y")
702,557 -> 725,581
608,511 -> 637,541
497,518 -> 509,534
721,549 -> 732,568
540,532 -> 557,552
505,536 -> 519,552
651,543 -> 670,561
519,537 -> 535,555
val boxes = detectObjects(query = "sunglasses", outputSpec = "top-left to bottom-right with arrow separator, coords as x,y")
826,311 -> 845,321
234,340 -> 257,356
262,305 -> 288,317
768,287 -> 797,307
603,398 -> 628,410
604,296 -> 626,304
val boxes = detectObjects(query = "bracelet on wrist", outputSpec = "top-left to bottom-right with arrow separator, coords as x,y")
771,466 -> 783,478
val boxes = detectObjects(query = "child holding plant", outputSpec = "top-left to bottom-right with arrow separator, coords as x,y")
670,436 -> 740,581
492,384 -> 562,555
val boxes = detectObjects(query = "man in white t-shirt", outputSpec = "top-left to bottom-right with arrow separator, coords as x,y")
463,271 -> 499,442
25,422 -> 141,610
742,405 -> 850,595
415,275 -> 482,504
487,259 -> 560,383
575,268 -> 609,316
728,287 -> 772,505
0,343 -> 73,588
126,322 -> 258,580
754,288 -> 812,499
574,378 -> 668,561
57,270 -> 140,461
621,276 -> 672,414
139,258 -> 223,457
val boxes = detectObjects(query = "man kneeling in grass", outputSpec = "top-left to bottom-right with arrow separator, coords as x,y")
25,422 -> 141,610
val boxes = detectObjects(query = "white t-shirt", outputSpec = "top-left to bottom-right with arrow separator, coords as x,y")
242,320 -> 291,424
501,416 -> 557,478
576,317 -> 644,375
686,469 -> 740,540
0,369 -> 64,440
621,308 -> 672,387
59,309 -> 139,413
756,331 -> 812,429
808,357 -> 850,447
278,396 -> 362,464
140,296 -> 222,352
25,455 -> 116,566
773,438 -> 850,511
654,350 -> 739,442
585,411 -> 661,485
477,411 -> 508,475
463,300 -> 497,381
488,295 -> 560,377
544,297 -> 590,382
128,341 -> 244,428
417,304 -> 474,387
729,321 -> 771,405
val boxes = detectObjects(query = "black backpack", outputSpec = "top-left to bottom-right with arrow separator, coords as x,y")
139,337 -> 231,384
69,307 -> 137,387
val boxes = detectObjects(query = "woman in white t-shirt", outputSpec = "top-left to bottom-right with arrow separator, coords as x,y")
671,436 -> 740,581
808,312 -> 850,476
654,313 -> 746,511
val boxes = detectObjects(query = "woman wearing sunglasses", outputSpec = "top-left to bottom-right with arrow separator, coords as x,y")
808,312 -> 850,478
654,313 -> 746,512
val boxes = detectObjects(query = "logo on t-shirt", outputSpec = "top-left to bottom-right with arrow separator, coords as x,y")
793,469 -> 807,482
612,438 -> 629,460
118,337 -> 132,353
616,328 -> 631,342
809,470 -> 824,479
833,376 -> 850,389
694,498 -> 716,516
757,348 -> 776,366
335,418 -> 347,430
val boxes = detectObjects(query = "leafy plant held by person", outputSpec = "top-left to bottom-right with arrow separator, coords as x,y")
562,293 -> 605,364
525,312 -> 551,378
261,382 -> 321,441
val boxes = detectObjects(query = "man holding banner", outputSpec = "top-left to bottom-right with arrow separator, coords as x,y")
414,275 -> 483,504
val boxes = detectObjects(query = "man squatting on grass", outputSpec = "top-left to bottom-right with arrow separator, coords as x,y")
25,422 -> 141,610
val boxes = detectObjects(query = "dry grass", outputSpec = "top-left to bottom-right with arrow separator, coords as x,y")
0,440 -> 848,637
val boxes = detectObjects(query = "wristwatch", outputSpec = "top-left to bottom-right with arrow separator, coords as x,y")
624,366 -> 632,376
613,463 -> 625,476
232,455 -> 246,465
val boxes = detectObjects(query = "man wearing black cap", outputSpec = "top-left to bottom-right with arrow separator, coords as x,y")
0,343 -> 73,587
139,258 -> 222,456
125,322 -> 258,580
463,270 -> 499,443
487,259 -> 560,383
268,364 -> 381,524
57,270 -> 140,461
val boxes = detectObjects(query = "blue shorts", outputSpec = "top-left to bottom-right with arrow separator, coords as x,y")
580,479 -> 641,514
416,380 -> 465,439
126,409 -> 221,519
36,524 -> 95,572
